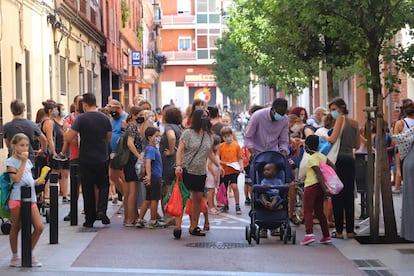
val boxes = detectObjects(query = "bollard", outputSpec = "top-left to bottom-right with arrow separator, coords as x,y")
70,164 -> 78,226
49,173 -> 59,244
21,185 -> 32,267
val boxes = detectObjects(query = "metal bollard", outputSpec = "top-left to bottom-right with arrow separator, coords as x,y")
21,185 -> 32,267
70,164 -> 78,226
49,173 -> 59,244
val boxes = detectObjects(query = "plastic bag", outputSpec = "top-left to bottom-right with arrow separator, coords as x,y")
185,197 -> 208,215
216,182 -> 228,206
165,179 -> 183,217
163,177 -> 190,216
319,162 -> 343,195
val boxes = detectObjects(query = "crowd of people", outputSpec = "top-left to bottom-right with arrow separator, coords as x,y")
3,94 -> 413,266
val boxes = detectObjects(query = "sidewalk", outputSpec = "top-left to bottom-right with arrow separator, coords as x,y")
0,190 -> 413,275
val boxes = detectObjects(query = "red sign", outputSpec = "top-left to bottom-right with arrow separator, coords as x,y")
186,82 -> 216,87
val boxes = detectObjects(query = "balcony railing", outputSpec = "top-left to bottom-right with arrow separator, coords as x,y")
161,15 -> 195,25
163,51 -> 196,61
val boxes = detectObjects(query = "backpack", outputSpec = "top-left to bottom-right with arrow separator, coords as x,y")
111,132 -> 131,169
0,172 -> 14,218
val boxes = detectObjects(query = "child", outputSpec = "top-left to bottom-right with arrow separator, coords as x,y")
206,135 -> 222,215
301,135 -> 333,245
136,127 -> 164,228
242,146 -> 252,205
218,127 -> 243,215
259,163 -> 284,210
7,133 -> 45,267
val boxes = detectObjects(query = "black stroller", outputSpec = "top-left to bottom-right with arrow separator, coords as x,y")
245,151 -> 296,244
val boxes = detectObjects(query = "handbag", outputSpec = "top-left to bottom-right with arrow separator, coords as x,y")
326,117 -> 345,164
111,132 -> 130,169
392,124 -> 414,160
319,161 -> 344,195
216,182 -> 228,206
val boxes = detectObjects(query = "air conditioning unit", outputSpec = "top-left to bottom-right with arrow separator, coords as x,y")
77,42 -> 83,58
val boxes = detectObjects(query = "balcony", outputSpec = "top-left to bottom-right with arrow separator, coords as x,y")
164,51 -> 196,61
161,15 -> 196,29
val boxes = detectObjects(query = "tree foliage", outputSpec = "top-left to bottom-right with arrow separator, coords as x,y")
212,33 -> 251,103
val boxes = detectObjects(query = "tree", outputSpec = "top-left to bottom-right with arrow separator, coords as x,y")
212,33 -> 251,104
229,0 -> 414,242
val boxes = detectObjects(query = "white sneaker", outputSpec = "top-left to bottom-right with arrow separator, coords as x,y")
208,208 -> 221,215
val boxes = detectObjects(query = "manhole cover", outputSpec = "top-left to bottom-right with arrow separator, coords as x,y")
186,242 -> 252,249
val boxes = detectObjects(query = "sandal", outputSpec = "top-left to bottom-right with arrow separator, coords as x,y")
331,231 -> 344,239
203,223 -> 210,231
189,227 -> 206,236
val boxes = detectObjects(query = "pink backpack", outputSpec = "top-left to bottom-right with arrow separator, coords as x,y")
319,162 -> 344,195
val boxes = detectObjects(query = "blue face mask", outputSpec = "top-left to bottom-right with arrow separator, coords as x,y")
273,111 -> 284,121
61,111 -> 67,118
330,110 -> 340,119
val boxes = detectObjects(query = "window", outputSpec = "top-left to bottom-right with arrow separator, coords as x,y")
197,0 -> 207,12
197,36 -> 207,48
25,50 -> 32,121
79,66 -> 85,94
177,0 -> 190,14
178,37 -> 191,51
87,69 -> 92,93
60,56 -> 66,95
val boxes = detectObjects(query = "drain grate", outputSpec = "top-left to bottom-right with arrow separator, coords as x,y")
186,242 -> 252,249
353,259 -> 395,276
396,248 -> 414,254
353,259 -> 385,268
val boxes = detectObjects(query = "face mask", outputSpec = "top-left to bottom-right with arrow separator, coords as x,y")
153,137 -> 161,145
273,112 -> 284,121
201,118 -> 210,128
52,111 -> 59,117
330,110 -> 340,119
290,124 -> 300,133
148,116 -> 155,123
111,111 -> 120,120
300,115 -> 306,121
61,111 -> 67,118
136,117 -> 145,124
224,136 -> 233,144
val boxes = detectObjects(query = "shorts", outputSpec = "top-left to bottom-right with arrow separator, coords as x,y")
9,199 -> 38,210
182,169 -> 206,192
50,158 -> 70,170
145,176 -> 162,201
124,156 -> 138,182
221,173 -> 239,188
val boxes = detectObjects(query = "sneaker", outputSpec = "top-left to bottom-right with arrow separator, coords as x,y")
112,197 -> 119,205
31,256 -> 42,267
136,219 -> 145,228
260,229 -> 268,238
124,222 -> 136,227
148,221 -> 165,229
300,234 -> 315,245
63,212 -> 71,221
222,205 -> 229,213
53,153 -> 68,161
290,216 -> 301,226
319,237 -> 332,244
10,256 -> 21,267
270,229 -> 280,236
116,205 -> 124,214
208,208 -> 221,215
392,188 -> 401,194
236,206 -> 242,215
62,197 -> 70,204
96,212 -> 111,225
244,198 -> 251,205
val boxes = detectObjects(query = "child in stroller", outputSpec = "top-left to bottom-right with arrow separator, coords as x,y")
245,151 -> 296,244
258,163 -> 284,211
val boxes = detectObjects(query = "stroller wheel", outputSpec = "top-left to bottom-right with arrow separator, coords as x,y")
291,229 -> 296,244
283,229 -> 288,244
255,227 -> 260,244
245,225 -> 252,244
279,225 -> 284,241
1,220 -> 11,235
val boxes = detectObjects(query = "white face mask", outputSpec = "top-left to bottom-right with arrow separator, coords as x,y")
290,124 -> 300,133
223,136 -> 233,144
153,137 -> 161,145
